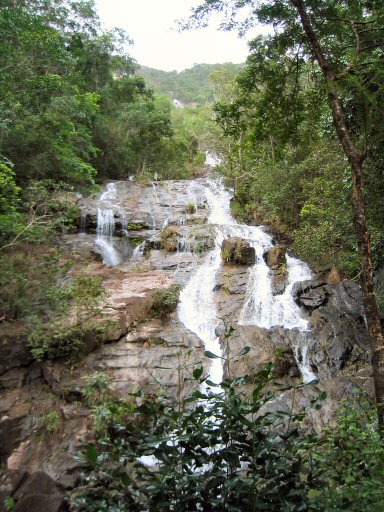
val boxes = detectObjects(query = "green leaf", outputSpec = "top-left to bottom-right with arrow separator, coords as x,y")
204,350 -> 221,359
193,367 -> 204,379
236,346 -> 250,357
86,444 -> 98,466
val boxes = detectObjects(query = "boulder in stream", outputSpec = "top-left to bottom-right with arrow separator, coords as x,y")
221,237 -> 256,265
263,245 -> 286,270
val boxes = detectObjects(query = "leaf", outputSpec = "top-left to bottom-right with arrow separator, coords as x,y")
204,350 -> 221,359
193,367 -> 204,379
236,346 -> 250,357
86,444 -> 98,466
318,391 -> 327,401
192,390 -> 209,400
308,489 -> 320,500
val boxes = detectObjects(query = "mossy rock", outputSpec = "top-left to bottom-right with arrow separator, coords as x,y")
221,237 -> 256,265
160,226 -> 180,252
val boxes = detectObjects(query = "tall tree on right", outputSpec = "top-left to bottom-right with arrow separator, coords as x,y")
186,0 -> 384,425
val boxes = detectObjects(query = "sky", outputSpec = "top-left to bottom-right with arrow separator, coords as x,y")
94,0 -> 253,72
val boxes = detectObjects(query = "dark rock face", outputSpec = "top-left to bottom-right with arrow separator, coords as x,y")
222,324 -> 301,380
0,470 -> 65,512
263,246 -> 286,269
12,494 -> 64,512
221,237 -> 256,265
293,279 -> 328,310
295,279 -> 369,377
0,324 -> 32,376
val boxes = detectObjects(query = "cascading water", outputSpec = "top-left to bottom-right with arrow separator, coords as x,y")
132,240 -> 146,260
178,176 -> 316,383
95,183 -> 121,266
99,182 -> 117,202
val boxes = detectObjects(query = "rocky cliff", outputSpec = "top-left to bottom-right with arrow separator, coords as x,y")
0,176 -> 375,508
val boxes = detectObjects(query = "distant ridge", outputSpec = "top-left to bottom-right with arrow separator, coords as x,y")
137,62 -> 244,105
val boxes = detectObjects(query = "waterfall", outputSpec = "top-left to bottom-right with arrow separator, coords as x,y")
205,152 -> 222,168
99,182 -> 117,202
95,183 -> 121,266
132,240 -> 146,260
178,176 -> 315,383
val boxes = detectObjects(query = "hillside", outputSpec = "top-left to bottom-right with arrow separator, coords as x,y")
137,62 -> 244,104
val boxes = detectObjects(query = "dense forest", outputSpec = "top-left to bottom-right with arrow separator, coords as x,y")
0,0 -> 208,250
2,0 -> 384,511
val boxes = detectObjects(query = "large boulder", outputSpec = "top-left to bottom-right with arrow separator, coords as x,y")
263,246 -> 286,270
294,278 -> 370,377
221,237 -> 256,266
0,470 -> 65,512
293,279 -> 328,310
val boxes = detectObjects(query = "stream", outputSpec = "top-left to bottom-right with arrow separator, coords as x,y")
177,176 -> 315,384
92,174 -> 316,384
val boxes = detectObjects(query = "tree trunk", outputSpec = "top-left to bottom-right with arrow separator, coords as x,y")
291,0 -> 384,425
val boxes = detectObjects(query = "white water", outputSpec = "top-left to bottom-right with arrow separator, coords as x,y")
95,183 -> 121,266
132,240 -> 146,260
178,176 -> 315,383
99,182 -> 117,202
205,152 -> 222,167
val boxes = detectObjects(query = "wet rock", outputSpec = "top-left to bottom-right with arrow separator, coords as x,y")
13,471 -> 61,501
263,246 -> 286,270
293,279 -> 328,310
293,279 -> 369,378
160,226 -> 180,252
146,234 -> 162,251
0,324 -> 32,376
0,368 -> 28,389
0,417 -> 26,462
221,237 -> 256,265
13,494 -> 64,512
220,325 -> 300,380
215,267 -> 250,323
271,272 -> 287,295
0,469 -> 29,508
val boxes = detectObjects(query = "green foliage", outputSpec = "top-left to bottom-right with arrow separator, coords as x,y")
28,274 -> 106,361
0,242 -> 107,362
71,365 -> 324,511
0,163 -> 23,245
72,365 -> 384,512
138,63 -> 244,105
186,201 -> 196,214
39,410 -> 60,433
0,0 -> 197,239
151,284 -> 181,318
160,226 -> 179,252
310,390 -> 384,511
185,0 -> 384,276
0,249 -> 69,320
83,373 -> 113,406
3,496 -> 15,511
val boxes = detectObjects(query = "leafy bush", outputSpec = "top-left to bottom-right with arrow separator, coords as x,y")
28,274 -> 106,362
310,390 -> 384,511
71,363 -> 325,511
151,284 -> 181,318
39,411 -> 61,433
0,163 -> 23,246
160,226 -> 180,252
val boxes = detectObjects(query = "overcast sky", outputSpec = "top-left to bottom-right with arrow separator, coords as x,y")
94,0 -> 252,72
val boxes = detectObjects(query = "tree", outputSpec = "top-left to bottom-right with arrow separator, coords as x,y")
185,0 -> 384,425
